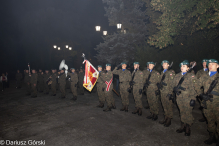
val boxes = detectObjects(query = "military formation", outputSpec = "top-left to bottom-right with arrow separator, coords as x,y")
15,58 -> 219,146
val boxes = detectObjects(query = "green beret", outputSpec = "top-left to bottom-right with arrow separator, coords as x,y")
148,62 -> 155,65
179,60 -> 189,67
133,62 -> 139,65
98,65 -> 102,68
202,59 -> 208,63
207,59 -> 218,66
106,64 -> 111,66
161,60 -> 169,66
71,68 -> 75,70
121,62 -> 127,65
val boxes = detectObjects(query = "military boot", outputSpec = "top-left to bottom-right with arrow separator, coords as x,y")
176,122 -> 185,133
159,116 -> 167,124
120,105 -> 126,111
164,117 -> 171,127
138,108 -> 142,116
204,132 -> 217,145
125,105 -> 128,112
111,104 -> 116,109
96,102 -> 104,108
146,113 -> 153,119
132,108 -> 139,114
152,114 -> 158,121
103,106 -> 111,112
185,124 -> 191,136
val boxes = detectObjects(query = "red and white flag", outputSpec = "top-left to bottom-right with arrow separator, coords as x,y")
83,60 -> 99,92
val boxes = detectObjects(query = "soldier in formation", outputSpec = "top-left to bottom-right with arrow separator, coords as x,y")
37,69 -> 44,92
50,69 -> 57,96
24,69 -> 31,95
59,69 -> 66,99
44,70 -> 50,94
67,68 -> 78,100
96,65 -> 105,108
30,69 -> 38,98
78,68 -> 84,95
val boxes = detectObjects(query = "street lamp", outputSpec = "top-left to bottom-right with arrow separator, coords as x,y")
66,45 -> 68,48
69,47 -> 72,50
117,23 -> 122,29
58,47 -> 60,50
95,26 -> 101,31
103,31 -> 107,35
53,45 -> 57,49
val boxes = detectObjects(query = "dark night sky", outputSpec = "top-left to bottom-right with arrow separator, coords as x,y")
0,0 -> 115,75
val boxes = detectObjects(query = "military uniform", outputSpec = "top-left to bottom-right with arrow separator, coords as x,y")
51,72 -> 57,96
43,72 -> 51,94
78,71 -> 84,95
96,70 -> 105,107
112,66 -> 131,111
100,69 -> 115,111
37,72 -> 44,92
58,72 -> 66,98
15,72 -> 23,88
67,71 -> 78,100
24,72 -> 31,95
30,72 -> 38,97
143,67 -> 150,109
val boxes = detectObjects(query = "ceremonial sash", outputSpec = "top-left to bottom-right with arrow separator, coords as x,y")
105,77 -> 113,91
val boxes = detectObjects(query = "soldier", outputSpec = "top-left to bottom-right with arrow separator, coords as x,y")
24,69 -> 31,95
196,59 -> 209,122
131,62 -> 144,116
96,65 -> 105,108
144,62 -> 160,120
67,68 -> 78,100
43,70 -> 51,94
170,60 -> 199,136
143,62 -> 150,109
197,59 -> 219,145
55,69 -> 59,90
37,69 -> 44,92
58,69 -> 66,98
30,69 -> 38,98
15,70 -> 23,88
78,68 -> 85,95
157,60 -> 175,127
112,62 -> 131,112
100,64 -> 116,112
50,69 -> 57,96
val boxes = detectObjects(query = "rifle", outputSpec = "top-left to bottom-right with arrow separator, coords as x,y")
127,69 -> 137,93
144,63 -> 157,89
200,76 -> 219,109
170,62 -> 196,102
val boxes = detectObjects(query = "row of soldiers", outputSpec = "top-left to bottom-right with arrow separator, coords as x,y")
23,68 -> 85,100
96,59 -> 219,146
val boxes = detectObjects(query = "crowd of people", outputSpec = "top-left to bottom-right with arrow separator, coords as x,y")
0,58 -> 218,146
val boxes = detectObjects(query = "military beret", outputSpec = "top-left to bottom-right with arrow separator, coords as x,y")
121,62 -> 127,65
146,62 -> 150,66
207,59 -> 218,66
148,62 -> 155,65
202,59 -> 208,63
71,68 -> 75,70
161,60 -> 169,66
98,65 -> 102,68
179,60 -> 189,67
133,62 -> 139,65
106,64 -> 111,66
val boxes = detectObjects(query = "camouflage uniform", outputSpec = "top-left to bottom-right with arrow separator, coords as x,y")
197,73 -> 219,138
30,73 -> 38,97
96,71 -> 105,105
67,72 -> 78,98
196,68 -> 208,79
15,72 -> 23,88
24,72 -> 31,95
159,69 -> 175,119
143,69 -> 150,107
37,72 -> 44,92
51,73 -> 57,95
146,70 -> 160,116
112,67 -> 131,107
43,72 -> 51,94
132,69 -> 144,109
78,71 -> 84,94
58,73 -> 66,98
171,72 -> 199,126
100,70 -> 115,108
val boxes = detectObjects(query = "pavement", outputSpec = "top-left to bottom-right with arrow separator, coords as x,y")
0,81 -> 210,146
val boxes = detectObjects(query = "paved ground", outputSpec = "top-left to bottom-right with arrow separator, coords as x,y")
0,81 -> 210,146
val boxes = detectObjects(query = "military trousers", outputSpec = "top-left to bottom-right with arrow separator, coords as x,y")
161,91 -> 173,118
203,99 -> 219,134
104,90 -> 115,107
70,83 -> 77,97
97,84 -> 105,103
59,83 -> 66,98
120,83 -> 129,106
147,86 -> 159,115
31,83 -> 37,96
44,82 -> 49,93
37,81 -> 44,92
26,82 -> 31,94
51,82 -> 56,95
79,82 -> 84,94
133,85 -> 143,109
176,94 -> 194,126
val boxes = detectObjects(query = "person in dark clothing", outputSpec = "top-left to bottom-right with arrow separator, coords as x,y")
0,73 -> 8,91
